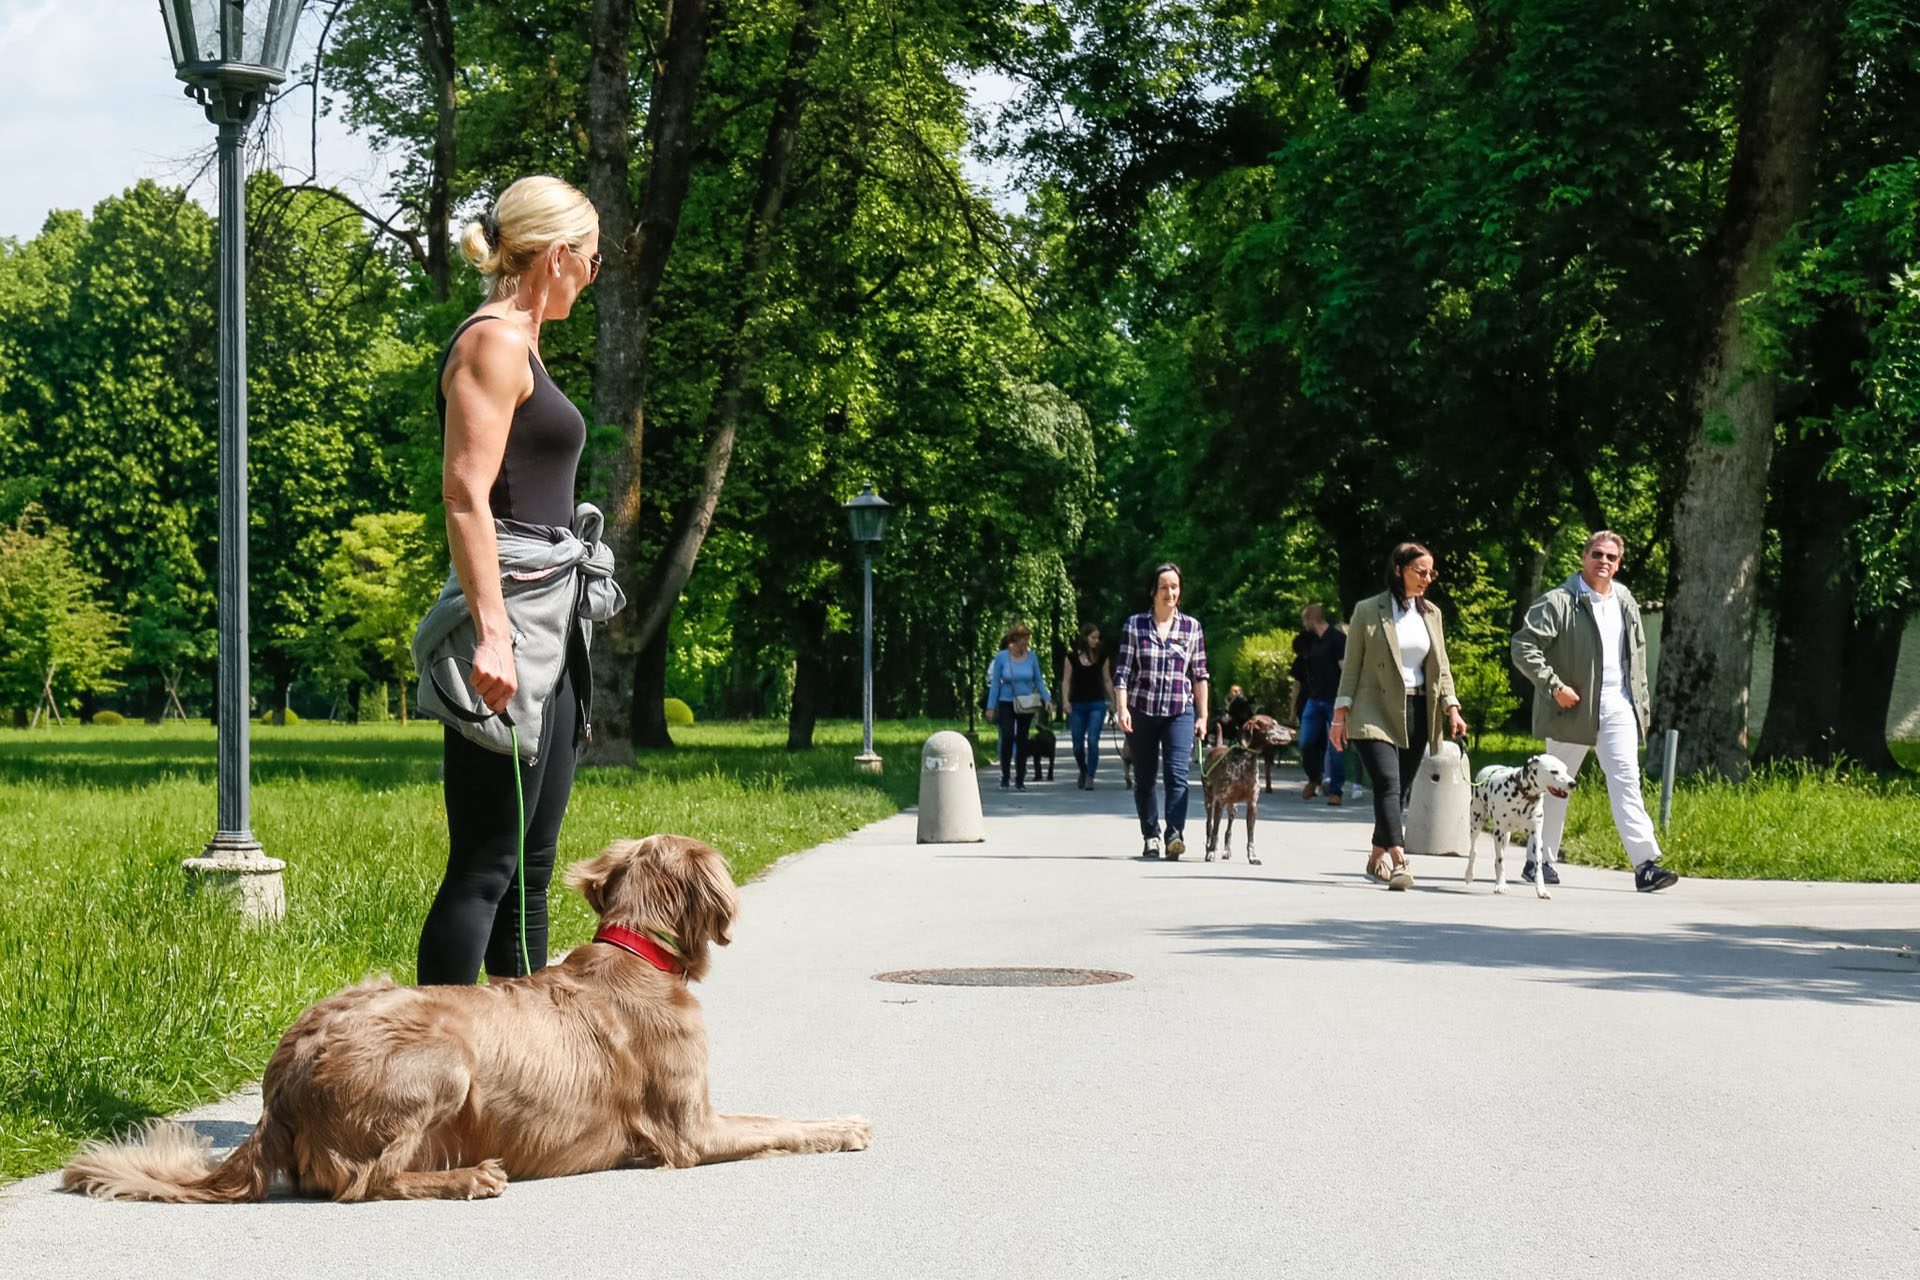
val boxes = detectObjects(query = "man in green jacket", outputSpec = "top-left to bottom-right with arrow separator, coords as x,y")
1510,530 -> 1679,893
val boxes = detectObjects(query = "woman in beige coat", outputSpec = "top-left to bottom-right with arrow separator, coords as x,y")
1329,542 -> 1468,889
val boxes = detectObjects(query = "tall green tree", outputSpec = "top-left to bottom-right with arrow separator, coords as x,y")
0,511 -> 130,725
1656,0 -> 1842,778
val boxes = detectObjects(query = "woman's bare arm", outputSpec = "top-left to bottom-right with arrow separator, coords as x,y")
441,321 -> 533,712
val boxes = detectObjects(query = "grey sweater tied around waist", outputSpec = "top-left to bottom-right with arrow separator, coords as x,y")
412,502 -> 626,765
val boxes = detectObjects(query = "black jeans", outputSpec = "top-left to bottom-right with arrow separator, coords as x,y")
996,701 -> 1035,785
418,665 -> 579,984
1353,693 -> 1428,851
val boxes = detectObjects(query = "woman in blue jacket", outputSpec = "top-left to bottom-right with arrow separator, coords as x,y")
986,623 -> 1054,790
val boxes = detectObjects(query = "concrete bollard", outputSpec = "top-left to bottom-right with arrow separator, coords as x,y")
1403,739 -> 1473,856
918,730 -> 986,843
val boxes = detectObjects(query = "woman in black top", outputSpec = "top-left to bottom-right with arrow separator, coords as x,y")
417,176 -> 601,986
1060,623 -> 1117,789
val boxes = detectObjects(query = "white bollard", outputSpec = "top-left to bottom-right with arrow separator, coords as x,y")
918,731 -> 986,843
1403,739 -> 1473,856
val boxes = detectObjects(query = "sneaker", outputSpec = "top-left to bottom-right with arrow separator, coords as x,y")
1164,832 -> 1186,860
999,778 -> 1010,789
1387,859 -> 1414,891
1085,778 -> 1096,791
1142,836 -> 1162,860
1077,770 -> 1087,789
1325,793 -> 1343,807
1521,860 -> 1537,883
1635,861 -> 1679,892
1541,861 -> 1561,886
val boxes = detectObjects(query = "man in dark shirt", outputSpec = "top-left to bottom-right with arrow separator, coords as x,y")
1291,604 -> 1348,803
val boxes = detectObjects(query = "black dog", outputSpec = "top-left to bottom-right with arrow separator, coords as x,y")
1024,724 -> 1058,783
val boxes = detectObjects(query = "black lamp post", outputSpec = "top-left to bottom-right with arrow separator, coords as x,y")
843,485 -> 892,773
163,0 -> 308,921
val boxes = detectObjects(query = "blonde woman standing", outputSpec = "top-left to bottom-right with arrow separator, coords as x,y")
417,177 -> 604,985
1329,542 -> 1468,889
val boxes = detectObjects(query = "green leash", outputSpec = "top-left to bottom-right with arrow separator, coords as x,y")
507,719 -> 530,978
1202,742 -> 1252,779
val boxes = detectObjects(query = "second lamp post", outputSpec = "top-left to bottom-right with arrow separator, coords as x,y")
843,485 -> 892,773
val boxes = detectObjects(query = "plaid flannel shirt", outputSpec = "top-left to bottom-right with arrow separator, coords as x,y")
1113,610 -> 1209,719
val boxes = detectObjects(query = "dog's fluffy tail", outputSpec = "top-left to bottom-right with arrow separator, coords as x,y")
61,1111 -> 288,1203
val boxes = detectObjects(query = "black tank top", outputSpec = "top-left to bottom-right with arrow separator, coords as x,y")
438,315 -> 585,526
1068,652 -> 1107,702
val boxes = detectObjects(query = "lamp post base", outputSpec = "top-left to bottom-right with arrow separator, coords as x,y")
853,753 -> 884,775
184,833 -> 286,923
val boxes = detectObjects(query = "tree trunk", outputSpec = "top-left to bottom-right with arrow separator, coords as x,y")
631,611 -> 673,749
271,668 -> 292,726
1505,536 -> 1551,731
621,0 -> 826,658
1836,612 -> 1905,773
788,651 -> 825,752
590,0 -> 716,743
1755,423 -> 1852,764
408,0 -> 457,301
786,596 -> 830,751
348,679 -> 363,724
1651,0 -> 1836,778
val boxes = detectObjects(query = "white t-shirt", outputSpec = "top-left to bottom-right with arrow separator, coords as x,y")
1587,587 -> 1630,712
1393,598 -> 1430,692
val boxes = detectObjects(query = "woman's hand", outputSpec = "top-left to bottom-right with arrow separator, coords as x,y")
470,633 -> 518,713
1554,685 -> 1581,710
1329,712 -> 1348,753
1044,700 -> 1056,717
1448,706 -> 1468,740
1116,703 -> 1133,735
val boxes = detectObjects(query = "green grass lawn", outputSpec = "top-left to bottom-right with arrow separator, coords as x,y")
0,718 -> 936,1183
1460,732 -> 1920,881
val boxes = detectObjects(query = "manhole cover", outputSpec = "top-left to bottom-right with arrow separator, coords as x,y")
872,967 -> 1132,987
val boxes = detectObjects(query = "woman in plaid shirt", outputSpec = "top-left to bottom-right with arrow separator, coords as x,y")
1113,563 -> 1211,859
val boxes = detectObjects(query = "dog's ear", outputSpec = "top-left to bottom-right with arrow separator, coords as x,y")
564,842 -> 643,917
679,839 -> 740,952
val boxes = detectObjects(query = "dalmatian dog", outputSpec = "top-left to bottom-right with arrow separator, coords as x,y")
1465,754 -> 1578,898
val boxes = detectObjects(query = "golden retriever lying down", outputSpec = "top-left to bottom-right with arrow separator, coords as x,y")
63,835 -> 871,1202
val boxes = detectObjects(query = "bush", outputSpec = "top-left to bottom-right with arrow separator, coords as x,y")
663,697 -> 695,727
1232,629 -> 1297,723
258,708 -> 302,725
1437,553 -> 1521,745
90,710 -> 126,726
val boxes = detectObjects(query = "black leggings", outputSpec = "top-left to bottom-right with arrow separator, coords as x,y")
418,666 -> 579,984
1353,694 -> 1428,851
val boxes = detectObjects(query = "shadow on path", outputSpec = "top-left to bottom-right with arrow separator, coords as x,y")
1161,918 -> 1920,1005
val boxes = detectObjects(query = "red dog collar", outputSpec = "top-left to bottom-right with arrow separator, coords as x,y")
593,923 -> 685,975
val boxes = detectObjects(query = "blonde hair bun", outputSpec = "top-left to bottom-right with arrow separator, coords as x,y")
458,219 -> 500,276
462,176 -> 598,290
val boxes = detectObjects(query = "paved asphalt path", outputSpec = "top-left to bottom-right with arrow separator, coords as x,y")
5,757 -> 1918,1278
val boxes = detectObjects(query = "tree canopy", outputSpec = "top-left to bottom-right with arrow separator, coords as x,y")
0,0 -> 1914,773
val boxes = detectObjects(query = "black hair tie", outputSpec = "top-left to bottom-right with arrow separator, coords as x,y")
480,211 -> 501,247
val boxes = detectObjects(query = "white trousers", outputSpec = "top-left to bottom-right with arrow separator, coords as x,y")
1539,698 -> 1663,868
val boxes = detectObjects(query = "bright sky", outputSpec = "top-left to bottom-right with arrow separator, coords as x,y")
0,1 -> 387,243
